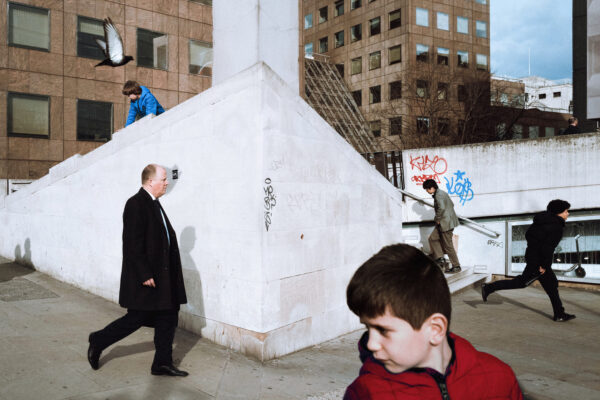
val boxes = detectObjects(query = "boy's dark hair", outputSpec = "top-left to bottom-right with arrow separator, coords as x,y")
122,80 -> 142,96
422,179 -> 438,190
347,243 -> 451,330
547,199 -> 570,215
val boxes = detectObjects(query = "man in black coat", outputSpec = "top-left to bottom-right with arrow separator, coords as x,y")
481,199 -> 575,322
87,164 -> 189,376
562,117 -> 580,135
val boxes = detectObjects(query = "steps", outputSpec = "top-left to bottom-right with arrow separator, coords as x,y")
445,267 -> 489,294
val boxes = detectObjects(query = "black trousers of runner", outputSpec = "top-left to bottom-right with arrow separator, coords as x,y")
486,263 -> 564,317
89,309 -> 178,368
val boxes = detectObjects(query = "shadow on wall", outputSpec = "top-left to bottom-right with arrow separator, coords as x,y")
14,238 -> 33,268
175,226 -> 203,361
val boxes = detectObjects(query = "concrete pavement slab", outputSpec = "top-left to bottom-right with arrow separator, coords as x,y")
1,257 -> 599,400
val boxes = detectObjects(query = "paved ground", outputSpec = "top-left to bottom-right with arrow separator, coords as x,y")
1,257 -> 599,400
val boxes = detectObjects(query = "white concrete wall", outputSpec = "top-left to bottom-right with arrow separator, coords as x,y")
401,134 -> 600,277
213,0 -> 299,92
0,63 -> 403,360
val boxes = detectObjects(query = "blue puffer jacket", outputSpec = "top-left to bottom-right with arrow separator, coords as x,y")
125,86 -> 165,126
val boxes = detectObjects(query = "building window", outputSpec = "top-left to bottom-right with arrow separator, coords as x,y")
513,124 -> 523,138
319,36 -> 328,53
529,126 -> 539,138
8,2 -> 50,51
416,80 -> 429,98
437,82 -> 448,100
334,0 -> 344,17
8,92 -> 50,137
476,0 -> 487,4
351,24 -> 362,42
191,0 -> 212,4
457,16 -> 468,34
437,12 -> 449,31
437,47 -> 449,65
77,16 -> 104,59
335,30 -> 345,48
545,127 -> 555,137
476,54 -> 488,70
304,42 -> 313,56
389,45 -> 402,64
304,14 -> 313,29
416,44 -> 429,62
137,28 -> 168,70
458,85 -> 467,102
438,118 -> 450,135
352,90 -> 362,106
417,117 -> 430,134
416,8 -> 429,27
389,9 -> 401,29
457,50 -> 468,67
389,81 -> 402,100
77,100 -> 113,142
351,57 -> 362,74
553,91 -> 561,97
370,120 -> 381,137
319,6 -> 328,23
189,40 -> 213,75
335,63 -> 344,77
476,20 -> 487,38
370,17 -> 381,35
539,93 -> 547,99
390,117 -> 402,135
351,0 -> 362,10
369,85 -> 381,104
369,51 -> 381,70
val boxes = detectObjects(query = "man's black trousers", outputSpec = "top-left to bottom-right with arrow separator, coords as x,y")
487,263 -> 565,317
90,309 -> 178,368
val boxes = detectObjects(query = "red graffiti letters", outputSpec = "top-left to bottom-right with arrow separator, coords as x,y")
409,155 -> 448,185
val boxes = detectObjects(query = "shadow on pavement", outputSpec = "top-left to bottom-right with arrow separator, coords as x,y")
101,341 -> 156,366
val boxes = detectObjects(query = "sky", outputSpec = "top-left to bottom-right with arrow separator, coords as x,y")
491,0 -> 572,81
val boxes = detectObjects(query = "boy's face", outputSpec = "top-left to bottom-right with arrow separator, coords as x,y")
361,309 -> 432,373
128,94 -> 140,101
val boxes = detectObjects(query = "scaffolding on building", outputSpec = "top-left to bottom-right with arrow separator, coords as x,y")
304,54 -> 378,155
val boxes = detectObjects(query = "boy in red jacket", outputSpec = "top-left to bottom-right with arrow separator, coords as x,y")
344,244 -> 523,400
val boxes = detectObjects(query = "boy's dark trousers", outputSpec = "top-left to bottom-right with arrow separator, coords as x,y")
89,309 -> 178,368
486,263 -> 564,316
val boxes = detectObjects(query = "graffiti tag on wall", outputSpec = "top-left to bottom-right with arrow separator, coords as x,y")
444,170 -> 474,205
263,178 -> 276,231
409,155 -> 448,184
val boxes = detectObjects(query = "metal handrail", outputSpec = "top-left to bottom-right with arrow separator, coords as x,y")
398,188 -> 501,239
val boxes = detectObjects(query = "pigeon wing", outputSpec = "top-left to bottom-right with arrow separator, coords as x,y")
95,38 -> 107,55
104,17 -> 125,63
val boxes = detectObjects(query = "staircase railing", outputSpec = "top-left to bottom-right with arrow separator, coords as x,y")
398,188 -> 501,239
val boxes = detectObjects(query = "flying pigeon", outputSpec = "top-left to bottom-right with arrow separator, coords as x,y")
95,17 -> 133,67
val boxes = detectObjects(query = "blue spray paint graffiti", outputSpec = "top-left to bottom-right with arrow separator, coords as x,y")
444,170 -> 474,205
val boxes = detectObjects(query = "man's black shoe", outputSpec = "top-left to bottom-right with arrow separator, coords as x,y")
481,283 -> 490,302
87,335 -> 101,370
151,365 -> 189,377
553,313 -> 576,322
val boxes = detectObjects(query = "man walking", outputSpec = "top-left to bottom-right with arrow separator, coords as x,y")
423,179 -> 461,273
87,164 -> 189,376
482,200 -> 576,322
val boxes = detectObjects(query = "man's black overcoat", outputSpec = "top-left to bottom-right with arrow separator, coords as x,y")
119,188 -> 187,310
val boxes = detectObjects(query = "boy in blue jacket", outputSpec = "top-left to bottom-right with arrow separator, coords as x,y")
122,81 -> 165,127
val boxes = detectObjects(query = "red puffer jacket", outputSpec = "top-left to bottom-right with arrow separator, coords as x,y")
344,332 -> 523,400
